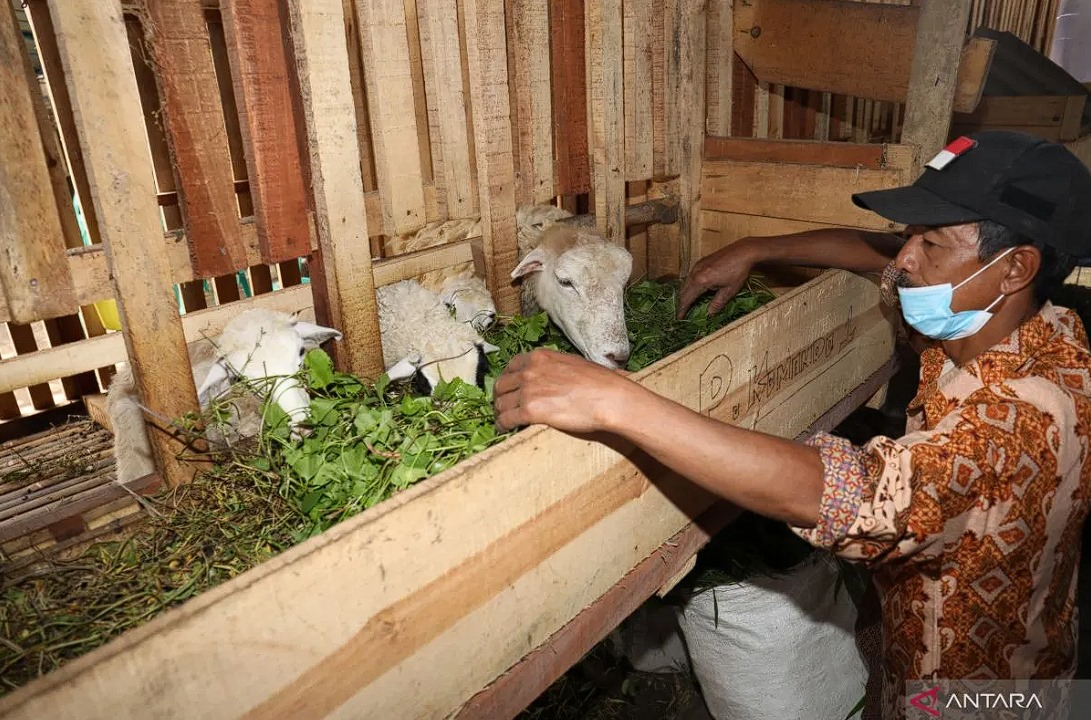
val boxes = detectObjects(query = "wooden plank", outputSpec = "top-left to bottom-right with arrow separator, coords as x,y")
702,159 -> 909,230
48,0 -> 198,488
418,0 -> 478,217
340,0 -> 379,193
700,209 -> 841,257
508,0 -> 553,204
623,0 -> 653,180
662,0 -> 681,177
354,0 -> 427,235
550,0 -> 590,195
463,0 -> 520,315
402,0 -> 435,196
285,0 -> 385,379
144,0 -> 246,278
457,502 -> 743,719
220,0 -> 311,264
705,0 -> 733,136
953,94 -> 1075,127
734,0 -> 919,104
205,8 -> 254,217
586,0 -> 626,242
704,136 -> 914,169
1061,94 -> 1087,142
734,0 -> 989,114
24,0 -> 102,246
7,323 -> 55,410
0,269 -> 896,720
0,0 -> 78,323
901,0 -> 973,178
952,35 -> 996,113
732,52 -> 757,138
83,392 -> 111,432
676,0 -> 705,275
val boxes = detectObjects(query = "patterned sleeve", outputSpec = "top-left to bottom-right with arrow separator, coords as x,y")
790,394 -> 1057,565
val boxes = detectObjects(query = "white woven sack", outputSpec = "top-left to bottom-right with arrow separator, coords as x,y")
675,553 -> 868,720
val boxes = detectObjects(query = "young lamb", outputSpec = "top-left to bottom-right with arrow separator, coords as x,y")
511,217 -> 633,369
107,308 -> 341,483
437,275 -> 497,331
377,279 -> 499,395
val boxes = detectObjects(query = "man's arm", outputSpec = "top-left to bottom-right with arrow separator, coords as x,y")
492,349 -> 825,526
678,228 -> 905,318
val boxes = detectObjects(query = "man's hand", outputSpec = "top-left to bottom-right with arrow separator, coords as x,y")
677,240 -> 760,319
493,348 -> 636,433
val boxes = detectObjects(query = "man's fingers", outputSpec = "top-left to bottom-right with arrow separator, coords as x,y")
676,281 -> 707,320
707,284 -> 740,315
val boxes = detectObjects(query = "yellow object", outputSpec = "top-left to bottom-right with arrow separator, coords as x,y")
94,299 -> 122,331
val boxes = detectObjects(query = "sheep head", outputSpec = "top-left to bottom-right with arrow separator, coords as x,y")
439,276 -> 497,331
511,224 -> 632,369
196,308 -> 341,435
386,337 -> 500,394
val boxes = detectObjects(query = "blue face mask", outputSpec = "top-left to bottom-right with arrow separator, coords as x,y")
896,247 -> 1013,341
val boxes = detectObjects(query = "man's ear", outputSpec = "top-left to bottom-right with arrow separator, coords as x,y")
1001,245 -> 1041,295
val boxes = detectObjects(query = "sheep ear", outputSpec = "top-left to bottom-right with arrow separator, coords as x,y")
196,360 -> 233,405
386,354 -> 421,381
479,341 -> 500,354
294,321 -> 342,349
511,248 -> 547,280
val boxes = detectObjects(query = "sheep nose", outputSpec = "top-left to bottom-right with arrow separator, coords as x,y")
605,349 -> 629,366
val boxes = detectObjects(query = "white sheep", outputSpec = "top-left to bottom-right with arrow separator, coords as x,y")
511,211 -> 633,369
377,279 -> 499,394
107,308 -> 341,483
438,275 -> 497,331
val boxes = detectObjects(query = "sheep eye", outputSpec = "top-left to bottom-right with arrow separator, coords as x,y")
557,277 -> 574,288
298,347 -> 306,358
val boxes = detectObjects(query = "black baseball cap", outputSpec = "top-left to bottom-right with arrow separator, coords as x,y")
852,131 -> 1091,257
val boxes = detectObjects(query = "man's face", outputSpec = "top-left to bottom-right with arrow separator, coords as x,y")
892,222 -> 1006,313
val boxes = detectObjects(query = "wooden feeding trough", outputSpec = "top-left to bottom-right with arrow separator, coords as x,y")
0,0 -> 1007,717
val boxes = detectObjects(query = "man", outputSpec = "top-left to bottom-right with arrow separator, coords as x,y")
493,131 -> 1091,718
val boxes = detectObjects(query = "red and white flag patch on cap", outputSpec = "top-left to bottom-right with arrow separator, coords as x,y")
926,136 -> 977,171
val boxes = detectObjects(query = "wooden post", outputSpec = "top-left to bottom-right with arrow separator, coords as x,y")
507,0 -> 555,206
706,0 -> 734,137
463,0 -> 520,315
901,0 -> 973,177
0,0 -> 78,324
285,0 -> 385,379
48,0 -> 198,487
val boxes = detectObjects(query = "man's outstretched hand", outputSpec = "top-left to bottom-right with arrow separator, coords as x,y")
493,349 -> 636,434
677,242 -> 758,319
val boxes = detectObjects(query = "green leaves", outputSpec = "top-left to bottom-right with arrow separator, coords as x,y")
217,277 -> 775,537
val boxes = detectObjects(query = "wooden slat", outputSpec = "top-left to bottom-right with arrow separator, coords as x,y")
509,0 -> 554,204
7,323 -> 55,410
402,0 -> 435,197
901,0 -> 973,178
145,0 -> 246,278
463,0 -> 520,315
340,0 -> 378,193
704,137 -> 914,169
354,0 -> 427,235
700,209 -> 840,257
953,94 -> 1076,127
285,0 -> 385,379
418,0 -> 477,218
676,0 -> 706,275
549,0 -> 590,194
0,0 -> 77,323
205,9 -> 254,216
623,0 -> 653,183
48,0 -> 197,487
24,0 -> 101,246
220,0 -> 311,263
705,0 -> 733,136
586,0 -> 626,242
662,0 -> 681,177
702,159 -> 909,230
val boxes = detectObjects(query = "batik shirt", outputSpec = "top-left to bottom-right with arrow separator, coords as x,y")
791,303 -> 1091,719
